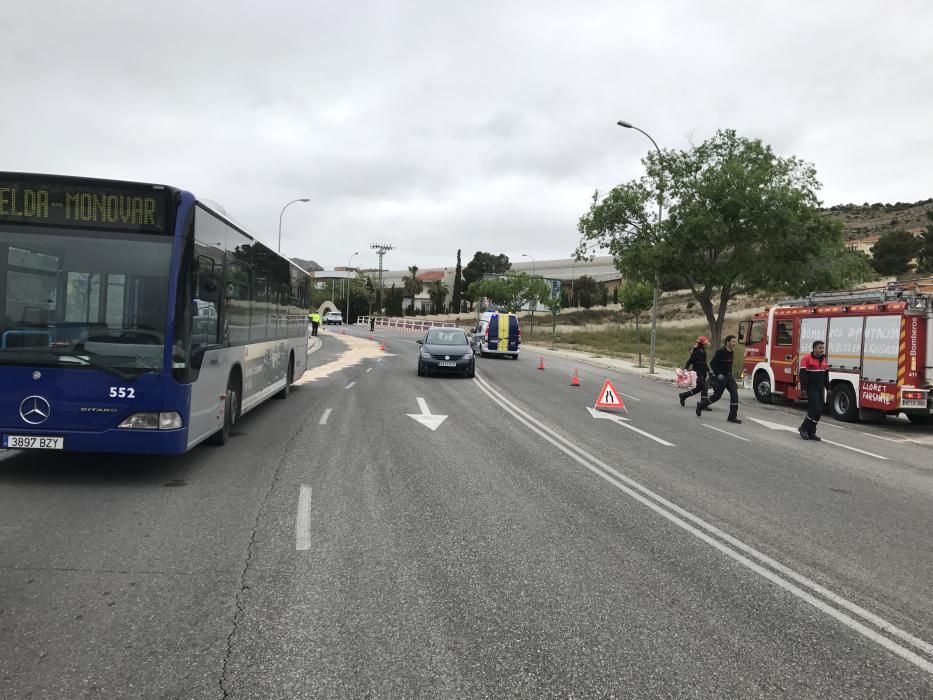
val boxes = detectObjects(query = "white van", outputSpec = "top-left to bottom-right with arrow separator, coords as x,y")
473,311 -> 521,359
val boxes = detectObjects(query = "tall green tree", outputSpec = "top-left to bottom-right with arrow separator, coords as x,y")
870,230 -> 922,276
618,281 -> 654,367
384,284 -> 404,316
402,265 -> 423,314
451,249 -> 464,312
576,128 -> 872,345
467,273 -> 549,312
428,280 -> 448,313
462,252 -> 511,307
575,275 -> 598,309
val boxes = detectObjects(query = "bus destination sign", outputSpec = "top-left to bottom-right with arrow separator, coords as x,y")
0,180 -> 168,233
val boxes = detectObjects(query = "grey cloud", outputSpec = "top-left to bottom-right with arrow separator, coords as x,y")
2,1 -> 931,269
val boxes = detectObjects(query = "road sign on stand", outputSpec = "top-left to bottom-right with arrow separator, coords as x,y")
594,378 -> 626,412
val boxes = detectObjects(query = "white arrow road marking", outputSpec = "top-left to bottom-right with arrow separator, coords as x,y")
746,416 -> 888,460
586,406 -> 674,446
703,424 -> 750,442
407,397 -> 448,431
295,484 -> 312,551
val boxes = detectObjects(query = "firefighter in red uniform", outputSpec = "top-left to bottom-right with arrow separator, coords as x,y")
799,340 -> 830,441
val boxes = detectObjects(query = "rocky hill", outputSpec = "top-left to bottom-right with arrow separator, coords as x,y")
291,257 -> 323,272
826,198 -> 933,240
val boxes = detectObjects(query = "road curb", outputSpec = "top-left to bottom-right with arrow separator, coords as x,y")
521,343 -> 679,385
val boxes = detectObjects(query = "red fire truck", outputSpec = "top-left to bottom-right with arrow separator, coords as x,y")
737,280 -> 933,423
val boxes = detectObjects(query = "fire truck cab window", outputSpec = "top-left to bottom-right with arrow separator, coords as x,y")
747,321 -> 766,344
776,321 -> 793,346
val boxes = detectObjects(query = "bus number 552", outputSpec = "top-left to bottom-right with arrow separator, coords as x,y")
109,387 -> 136,398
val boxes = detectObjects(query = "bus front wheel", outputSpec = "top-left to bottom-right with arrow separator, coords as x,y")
209,374 -> 241,445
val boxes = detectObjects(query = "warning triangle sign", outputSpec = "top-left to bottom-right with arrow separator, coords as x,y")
594,378 -> 626,411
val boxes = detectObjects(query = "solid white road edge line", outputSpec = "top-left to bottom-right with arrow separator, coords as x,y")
319,408 -> 332,426
295,484 -> 312,551
473,374 -> 933,670
703,424 -> 751,442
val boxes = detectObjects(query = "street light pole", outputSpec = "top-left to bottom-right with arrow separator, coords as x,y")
617,120 -> 663,374
277,198 -> 311,253
345,251 -> 359,324
522,253 -> 536,337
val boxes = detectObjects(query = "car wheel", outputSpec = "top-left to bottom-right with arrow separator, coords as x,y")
466,363 -> 475,378
417,362 -> 425,377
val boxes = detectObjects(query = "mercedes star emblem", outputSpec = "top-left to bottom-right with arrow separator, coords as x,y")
445,355 -> 450,360
19,396 -> 51,425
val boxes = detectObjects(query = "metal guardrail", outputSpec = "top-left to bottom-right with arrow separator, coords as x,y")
355,316 -> 457,333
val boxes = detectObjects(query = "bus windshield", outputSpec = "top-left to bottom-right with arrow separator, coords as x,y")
0,227 -> 173,375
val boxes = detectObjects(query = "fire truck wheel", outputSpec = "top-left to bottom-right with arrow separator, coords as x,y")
906,413 -> 933,425
753,371 -> 773,404
830,383 -> 858,422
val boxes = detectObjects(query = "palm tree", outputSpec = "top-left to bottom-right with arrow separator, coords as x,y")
402,265 -> 423,314
428,280 -> 448,313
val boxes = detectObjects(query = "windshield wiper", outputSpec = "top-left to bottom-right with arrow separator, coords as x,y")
0,348 -> 140,380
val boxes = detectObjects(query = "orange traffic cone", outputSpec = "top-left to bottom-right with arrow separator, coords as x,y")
380,340 -> 386,351
537,356 -> 545,370
368,333 -> 374,340
571,368 -> 580,386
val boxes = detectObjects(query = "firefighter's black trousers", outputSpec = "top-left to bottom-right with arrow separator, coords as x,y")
700,376 -> 738,419
680,374 -> 708,401
800,386 -> 825,436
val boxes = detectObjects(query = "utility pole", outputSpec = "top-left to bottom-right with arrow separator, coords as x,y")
370,243 -> 394,313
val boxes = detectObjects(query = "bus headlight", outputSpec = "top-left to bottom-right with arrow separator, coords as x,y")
118,412 -> 184,430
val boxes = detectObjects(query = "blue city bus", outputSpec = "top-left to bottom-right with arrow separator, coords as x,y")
0,172 -> 311,454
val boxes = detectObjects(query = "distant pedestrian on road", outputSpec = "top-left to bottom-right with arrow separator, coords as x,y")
309,311 -> 321,337
679,336 -> 710,409
370,315 -> 376,332
696,335 -> 741,423
799,340 -> 830,441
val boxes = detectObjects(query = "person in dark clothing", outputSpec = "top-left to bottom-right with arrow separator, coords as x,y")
798,340 -> 829,441
679,336 -> 711,408
370,316 -> 376,332
696,335 -> 741,423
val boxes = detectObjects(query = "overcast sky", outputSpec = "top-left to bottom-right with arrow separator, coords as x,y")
3,1 -> 931,271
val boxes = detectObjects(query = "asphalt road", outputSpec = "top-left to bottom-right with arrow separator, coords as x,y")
1,326 -> 932,698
